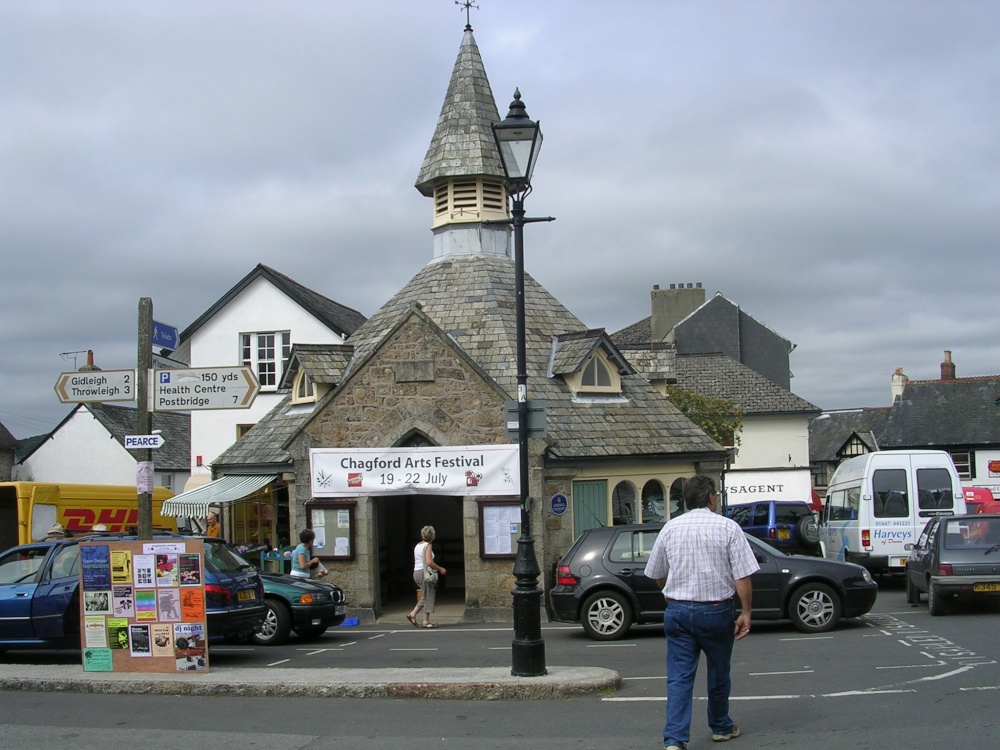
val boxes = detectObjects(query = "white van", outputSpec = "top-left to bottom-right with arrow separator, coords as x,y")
819,450 -> 965,574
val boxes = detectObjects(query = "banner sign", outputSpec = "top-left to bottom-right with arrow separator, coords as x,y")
310,445 -> 520,497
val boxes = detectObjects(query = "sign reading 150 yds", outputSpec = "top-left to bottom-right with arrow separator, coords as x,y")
310,446 -> 519,497
152,367 -> 260,412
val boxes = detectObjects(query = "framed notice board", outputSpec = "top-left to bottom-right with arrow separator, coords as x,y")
308,503 -> 356,560
78,539 -> 208,673
478,500 -> 521,558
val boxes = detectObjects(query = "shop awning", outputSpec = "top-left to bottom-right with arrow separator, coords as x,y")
161,474 -> 277,518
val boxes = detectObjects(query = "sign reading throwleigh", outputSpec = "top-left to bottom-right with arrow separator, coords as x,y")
310,445 -> 520,497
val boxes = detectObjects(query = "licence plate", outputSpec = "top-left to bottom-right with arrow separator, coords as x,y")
237,589 -> 255,602
335,604 -> 346,615
973,582 -> 1000,593
778,529 -> 791,540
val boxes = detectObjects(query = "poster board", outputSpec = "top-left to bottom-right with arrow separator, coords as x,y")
79,539 -> 208,673
479,501 -> 521,558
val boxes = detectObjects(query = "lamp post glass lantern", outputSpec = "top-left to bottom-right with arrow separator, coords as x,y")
493,90 -> 546,677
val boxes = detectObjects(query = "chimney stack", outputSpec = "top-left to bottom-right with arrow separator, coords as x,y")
650,282 -> 705,341
891,367 -> 908,402
940,350 -> 956,381
78,350 -> 102,372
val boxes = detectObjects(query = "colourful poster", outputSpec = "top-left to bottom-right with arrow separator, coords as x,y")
179,553 -> 202,586
81,545 -> 111,590
82,648 -> 113,672
174,622 -> 207,672
107,617 -> 130,649
181,588 -> 205,622
155,554 -> 178,587
111,550 -> 133,584
135,589 -> 158,620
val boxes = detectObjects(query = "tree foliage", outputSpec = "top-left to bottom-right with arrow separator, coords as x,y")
664,385 -> 743,447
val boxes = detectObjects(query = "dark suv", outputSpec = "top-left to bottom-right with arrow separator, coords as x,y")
549,523 -> 877,640
0,533 -> 265,651
725,501 -> 820,555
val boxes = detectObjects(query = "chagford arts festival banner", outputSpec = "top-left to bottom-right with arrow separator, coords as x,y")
310,445 -> 520,497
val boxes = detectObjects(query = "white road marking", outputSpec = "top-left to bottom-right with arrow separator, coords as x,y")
749,670 -> 814,676
267,658 -> 291,666
587,643 -> 636,648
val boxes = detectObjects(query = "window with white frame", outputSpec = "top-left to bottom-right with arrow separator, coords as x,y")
950,451 -> 972,479
241,331 -> 290,389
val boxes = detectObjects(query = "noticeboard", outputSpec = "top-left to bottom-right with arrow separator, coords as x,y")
79,539 -> 208,673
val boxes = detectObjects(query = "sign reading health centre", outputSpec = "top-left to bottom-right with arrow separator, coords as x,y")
310,445 -> 520,497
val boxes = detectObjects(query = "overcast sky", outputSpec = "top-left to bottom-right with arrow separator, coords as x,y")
2,1 -> 998,439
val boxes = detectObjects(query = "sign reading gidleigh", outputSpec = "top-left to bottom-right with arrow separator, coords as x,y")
310,445 -> 520,497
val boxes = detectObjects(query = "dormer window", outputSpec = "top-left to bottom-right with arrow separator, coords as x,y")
292,369 -> 316,404
565,351 -> 622,395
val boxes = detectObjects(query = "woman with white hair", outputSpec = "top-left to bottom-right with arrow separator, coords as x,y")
407,525 -> 446,628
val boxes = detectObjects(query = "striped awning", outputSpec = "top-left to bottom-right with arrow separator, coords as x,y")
161,474 -> 277,518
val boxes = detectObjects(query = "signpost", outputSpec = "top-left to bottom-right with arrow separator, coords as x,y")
54,369 -> 137,404
151,366 -> 260,412
151,320 -> 179,350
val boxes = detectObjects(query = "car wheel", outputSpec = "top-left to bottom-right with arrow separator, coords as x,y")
797,517 -> 820,549
581,590 -> 633,640
905,572 -> 922,606
295,624 -> 329,640
253,600 -> 292,645
928,583 -> 947,616
789,582 -> 842,633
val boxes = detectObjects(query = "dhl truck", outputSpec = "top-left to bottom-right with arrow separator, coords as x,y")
0,482 -> 176,550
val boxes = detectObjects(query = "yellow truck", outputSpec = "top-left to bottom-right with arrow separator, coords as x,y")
0,482 -> 177,550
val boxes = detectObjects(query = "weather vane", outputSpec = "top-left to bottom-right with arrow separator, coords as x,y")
456,0 -> 479,30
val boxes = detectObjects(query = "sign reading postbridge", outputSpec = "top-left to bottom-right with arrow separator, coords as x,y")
151,367 -> 260,412
310,445 -> 520,497
54,369 -> 137,404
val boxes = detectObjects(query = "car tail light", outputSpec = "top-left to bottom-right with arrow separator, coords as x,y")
205,583 -> 233,606
936,563 -> 953,576
862,529 -> 871,549
555,565 -> 579,586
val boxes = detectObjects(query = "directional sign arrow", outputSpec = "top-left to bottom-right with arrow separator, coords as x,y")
151,366 -> 260,412
124,434 -> 165,449
54,369 -> 137,404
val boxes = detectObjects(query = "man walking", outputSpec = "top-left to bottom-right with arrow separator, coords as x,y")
644,474 -> 759,749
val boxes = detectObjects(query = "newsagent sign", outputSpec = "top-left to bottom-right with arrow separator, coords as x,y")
310,445 -> 520,498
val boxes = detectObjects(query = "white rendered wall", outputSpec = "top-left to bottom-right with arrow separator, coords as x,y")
18,410 -> 138,484
187,277 -> 347,478
730,414 -> 811,470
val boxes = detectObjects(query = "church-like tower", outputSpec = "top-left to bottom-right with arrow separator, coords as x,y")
414,25 -> 510,260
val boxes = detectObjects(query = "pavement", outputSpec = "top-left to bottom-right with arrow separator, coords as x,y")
0,598 -> 621,700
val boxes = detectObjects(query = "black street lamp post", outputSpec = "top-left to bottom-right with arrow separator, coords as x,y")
493,89 -> 547,677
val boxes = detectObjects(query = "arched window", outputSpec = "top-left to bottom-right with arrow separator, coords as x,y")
292,369 -> 315,403
612,481 -> 637,525
669,478 -> 687,519
641,480 -> 666,523
582,356 -> 612,388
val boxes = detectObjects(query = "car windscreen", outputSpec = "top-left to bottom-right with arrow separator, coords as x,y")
203,541 -> 254,573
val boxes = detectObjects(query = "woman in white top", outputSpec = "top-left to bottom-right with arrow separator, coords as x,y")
407,525 -> 446,628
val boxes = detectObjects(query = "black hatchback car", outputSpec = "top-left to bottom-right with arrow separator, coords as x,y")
905,514 -> 1000,615
549,523 -> 878,640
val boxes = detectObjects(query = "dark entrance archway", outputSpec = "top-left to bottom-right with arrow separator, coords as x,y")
374,493 -> 465,615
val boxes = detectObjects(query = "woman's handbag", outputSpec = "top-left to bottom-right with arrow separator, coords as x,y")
423,567 -> 439,585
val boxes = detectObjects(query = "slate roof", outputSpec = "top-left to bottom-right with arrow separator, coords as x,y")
278,344 -> 355,390
673,353 -> 820,416
179,264 -> 367,342
880,377 -> 1000,447
213,396 -> 313,471
0,421 -> 16,451
344,254 -> 722,461
548,330 -> 635,377
19,404 -> 190,471
414,27 -> 504,197
611,317 -> 655,348
809,408 -> 890,463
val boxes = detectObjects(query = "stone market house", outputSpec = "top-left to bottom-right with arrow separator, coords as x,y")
210,24 -> 727,622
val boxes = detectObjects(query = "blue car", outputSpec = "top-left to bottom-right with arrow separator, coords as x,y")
0,534 -> 266,651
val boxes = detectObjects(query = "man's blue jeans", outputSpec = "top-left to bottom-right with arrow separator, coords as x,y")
663,600 -> 737,746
